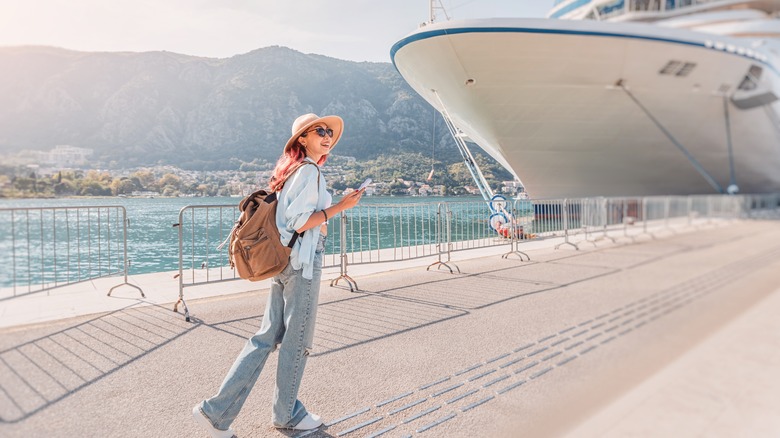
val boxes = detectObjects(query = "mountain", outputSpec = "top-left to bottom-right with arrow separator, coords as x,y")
0,45 -> 453,170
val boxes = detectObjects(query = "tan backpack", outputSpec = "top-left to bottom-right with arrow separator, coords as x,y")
224,162 -> 319,281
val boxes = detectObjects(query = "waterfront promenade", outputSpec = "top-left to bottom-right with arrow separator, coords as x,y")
1,218 -> 779,437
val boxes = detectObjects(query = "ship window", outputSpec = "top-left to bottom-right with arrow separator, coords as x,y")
659,60 -> 681,74
630,0 -> 662,11
738,65 -> 763,91
598,0 -> 625,18
676,62 -> 696,76
659,60 -> 696,76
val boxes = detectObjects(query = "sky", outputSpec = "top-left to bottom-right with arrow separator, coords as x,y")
0,0 -> 551,62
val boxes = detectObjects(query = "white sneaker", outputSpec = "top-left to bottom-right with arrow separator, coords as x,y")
290,413 -> 323,431
192,405 -> 237,438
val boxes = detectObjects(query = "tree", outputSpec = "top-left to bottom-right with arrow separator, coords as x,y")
13,177 -> 35,193
162,186 -> 179,197
111,178 -> 136,195
389,181 -> 407,196
80,180 -> 110,196
130,170 -> 155,189
54,180 -> 77,195
158,173 -> 181,190
85,170 -> 112,184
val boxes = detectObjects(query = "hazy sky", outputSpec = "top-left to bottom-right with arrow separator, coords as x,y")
0,0 -> 551,62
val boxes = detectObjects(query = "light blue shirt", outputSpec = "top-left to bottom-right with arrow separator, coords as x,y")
275,158 -> 332,280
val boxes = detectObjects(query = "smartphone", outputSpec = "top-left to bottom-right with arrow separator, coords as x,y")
358,178 -> 372,191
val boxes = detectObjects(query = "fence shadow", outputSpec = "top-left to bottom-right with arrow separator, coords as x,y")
208,292 -> 470,358
186,221 -> 771,366
0,303 -> 197,423
203,240 -> 697,359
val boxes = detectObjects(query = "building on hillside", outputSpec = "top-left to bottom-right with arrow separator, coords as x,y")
463,185 -> 479,195
47,145 -> 93,167
500,180 -> 525,196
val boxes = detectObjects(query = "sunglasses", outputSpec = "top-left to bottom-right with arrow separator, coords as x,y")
303,127 -> 334,138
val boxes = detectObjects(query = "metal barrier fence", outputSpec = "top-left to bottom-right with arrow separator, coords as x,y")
0,205 -> 142,300
172,203 -> 346,321
429,200 -> 515,271
173,204 -> 237,322
743,194 -> 780,218
330,202 -> 443,287
171,193 -> 778,320
4,194 -> 774,320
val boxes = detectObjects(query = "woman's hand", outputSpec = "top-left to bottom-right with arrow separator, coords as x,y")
337,189 -> 363,211
296,189 -> 363,234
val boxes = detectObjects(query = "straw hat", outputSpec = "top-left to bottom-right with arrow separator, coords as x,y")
284,113 -> 344,154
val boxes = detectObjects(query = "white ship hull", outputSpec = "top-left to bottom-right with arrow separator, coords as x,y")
392,17 -> 780,198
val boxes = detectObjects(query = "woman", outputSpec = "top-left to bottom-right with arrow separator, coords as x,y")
193,113 -> 363,436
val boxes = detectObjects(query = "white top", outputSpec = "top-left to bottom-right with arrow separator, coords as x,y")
275,157 -> 332,280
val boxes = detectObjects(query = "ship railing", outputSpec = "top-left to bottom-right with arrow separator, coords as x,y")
0,205 -> 143,301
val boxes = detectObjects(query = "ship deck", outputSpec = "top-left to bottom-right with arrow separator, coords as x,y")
1,218 -> 779,437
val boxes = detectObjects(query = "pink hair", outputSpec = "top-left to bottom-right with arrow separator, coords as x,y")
268,138 -> 328,192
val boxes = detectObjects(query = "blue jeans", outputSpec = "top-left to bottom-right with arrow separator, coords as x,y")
199,235 -> 325,429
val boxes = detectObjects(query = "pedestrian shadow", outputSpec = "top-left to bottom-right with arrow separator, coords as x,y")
0,303 -> 197,424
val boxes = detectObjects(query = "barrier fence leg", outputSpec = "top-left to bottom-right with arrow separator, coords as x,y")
619,199 -> 637,242
597,198 -> 618,244
171,218 -> 191,322
108,209 -> 145,298
502,201 -> 530,260
173,284 -> 190,322
428,204 -> 459,273
501,233 -> 531,260
634,198 -> 654,240
555,199 -> 579,250
330,212 -> 358,291
578,204 -> 599,247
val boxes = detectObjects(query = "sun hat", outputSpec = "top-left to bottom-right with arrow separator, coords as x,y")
284,113 -> 344,154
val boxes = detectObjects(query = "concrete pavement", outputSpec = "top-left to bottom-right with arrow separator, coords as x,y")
1,219 -> 779,437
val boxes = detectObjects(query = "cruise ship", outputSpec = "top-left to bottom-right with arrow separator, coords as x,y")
391,0 -> 780,198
